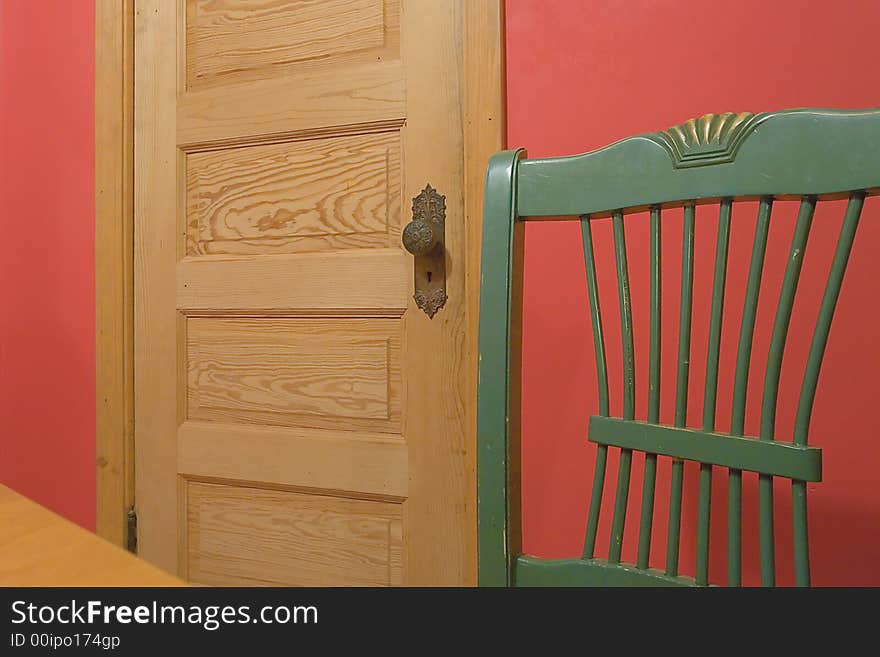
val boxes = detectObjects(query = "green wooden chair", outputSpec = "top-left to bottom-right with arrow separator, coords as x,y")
477,108 -> 880,587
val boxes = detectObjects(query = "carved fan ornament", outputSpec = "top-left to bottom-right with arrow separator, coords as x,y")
650,112 -> 762,168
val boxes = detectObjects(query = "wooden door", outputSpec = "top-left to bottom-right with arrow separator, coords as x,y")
134,0 -> 486,585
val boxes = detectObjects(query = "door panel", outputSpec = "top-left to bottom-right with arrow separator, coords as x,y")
186,317 -> 402,432
136,0 -> 472,585
185,132 -> 402,256
184,0 -> 400,91
185,480 -> 403,586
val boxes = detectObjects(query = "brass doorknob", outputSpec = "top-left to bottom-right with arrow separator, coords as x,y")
402,218 -> 438,256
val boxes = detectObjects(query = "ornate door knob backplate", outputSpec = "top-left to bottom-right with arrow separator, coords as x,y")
402,184 -> 447,318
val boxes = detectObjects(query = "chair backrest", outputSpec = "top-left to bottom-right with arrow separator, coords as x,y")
477,108 -> 880,587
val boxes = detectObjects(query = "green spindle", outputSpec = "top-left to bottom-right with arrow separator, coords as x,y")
761,198 -> 816,439
703,200 -> 732,429
638,457 -> 658,570
794,194 -> 863,444
728,198 -> 772,586
727,473 -> 742,587
637,207 -> 661,569
666,204 -> 695,577
732,198 -> 773,433
608,212 -> 635,562
583,445 -> 607,560
759,196 -> 816,587
666,460 -> 685,577
648,207 -> 662,423
609,449 -> 632,563
695,200 -> 732,585
580,216 -> 610,416
614,212 -> 636,420
791,193 -> 865,586
695,465 -> 712,585
792,481 -> 809,586
580,215 -> 609,559
675,205 -> 696,428
757,481 -> 775,584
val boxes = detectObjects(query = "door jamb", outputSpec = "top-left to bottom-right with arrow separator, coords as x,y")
94,1 -> 507,570
95,0 -> 134,546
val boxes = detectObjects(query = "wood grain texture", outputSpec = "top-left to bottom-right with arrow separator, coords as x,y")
134,0 -> 180,573
0,485 -> 183,586
178,61 -> 405,148
186,480 -> 402,586
463,0 -> 506,585
178,421 -> 408,498
185,0 -> 400,90
186,131 -> 401,256
177,249 -> 408,311
187,317 -> 401,432
400,0 -> 469,585
95,0 -> 134,547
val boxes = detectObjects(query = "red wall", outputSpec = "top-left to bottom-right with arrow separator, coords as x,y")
507,0 -> 880,585
0,0 -> 876,583
0,0 -> 95,530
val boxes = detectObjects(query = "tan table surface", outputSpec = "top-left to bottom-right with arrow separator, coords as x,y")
0,483 -> 184,586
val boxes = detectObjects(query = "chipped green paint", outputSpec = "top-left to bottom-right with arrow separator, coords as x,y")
477,149 -> 525,586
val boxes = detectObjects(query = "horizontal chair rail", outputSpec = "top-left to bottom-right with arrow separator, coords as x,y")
515,556 -> 696,587
589,416 -> 822,481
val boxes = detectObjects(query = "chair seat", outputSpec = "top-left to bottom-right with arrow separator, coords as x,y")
514,555 -> 696,587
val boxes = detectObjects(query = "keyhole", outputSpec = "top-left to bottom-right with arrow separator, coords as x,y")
427,271 -> 433,283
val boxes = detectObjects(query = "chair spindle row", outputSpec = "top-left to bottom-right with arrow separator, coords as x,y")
577,192 -> 866,585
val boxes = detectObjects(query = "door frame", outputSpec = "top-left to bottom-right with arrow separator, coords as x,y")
94,0 -> 507,577
95,0 -> 135,547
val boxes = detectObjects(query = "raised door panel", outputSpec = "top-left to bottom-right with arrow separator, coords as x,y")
185,480 -> 403,586
186,317 -> 402,433
185,0 -> 400,90
185,131 -> 402,256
